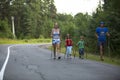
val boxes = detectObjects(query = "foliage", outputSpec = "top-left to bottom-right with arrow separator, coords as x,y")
0,0 -> 56,39
0,19 -> 12,38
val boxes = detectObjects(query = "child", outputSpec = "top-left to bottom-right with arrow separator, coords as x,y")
76,36 -> 85,59
65,34 -> 73,59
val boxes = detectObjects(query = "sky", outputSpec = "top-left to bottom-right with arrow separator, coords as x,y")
54,0 -> 103,16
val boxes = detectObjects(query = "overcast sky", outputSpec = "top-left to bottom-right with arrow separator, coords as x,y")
54,0 -> 103,16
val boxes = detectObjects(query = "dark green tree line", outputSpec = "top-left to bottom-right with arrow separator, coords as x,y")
0,0 -> 56,39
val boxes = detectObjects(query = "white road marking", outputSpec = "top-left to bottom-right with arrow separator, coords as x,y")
0,43 -> 51,80
0,45 -> 13,80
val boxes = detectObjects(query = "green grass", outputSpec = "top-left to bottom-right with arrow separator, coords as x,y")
0,38 -> 51,44
85,53 -> 120,66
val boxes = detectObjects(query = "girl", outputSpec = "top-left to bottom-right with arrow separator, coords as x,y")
65,34 -> 73,59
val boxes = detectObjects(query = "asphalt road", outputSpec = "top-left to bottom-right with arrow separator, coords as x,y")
0,44 -> 120,80
0,45 -> 10,71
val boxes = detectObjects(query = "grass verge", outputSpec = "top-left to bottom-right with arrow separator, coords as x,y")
0,38 -> 51,44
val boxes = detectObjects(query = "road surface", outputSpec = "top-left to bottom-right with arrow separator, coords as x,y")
0,44 -> 120,80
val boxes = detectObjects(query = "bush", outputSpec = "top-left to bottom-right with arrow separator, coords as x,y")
0,19 -> 13,38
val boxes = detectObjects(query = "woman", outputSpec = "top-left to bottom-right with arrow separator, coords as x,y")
51,22 -> 61,59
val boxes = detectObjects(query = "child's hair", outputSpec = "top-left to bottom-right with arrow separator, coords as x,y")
66,34 -> 70,39
80,36 -> 84,39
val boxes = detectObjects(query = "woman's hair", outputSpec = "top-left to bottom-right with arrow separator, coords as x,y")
54,22 -> 59,28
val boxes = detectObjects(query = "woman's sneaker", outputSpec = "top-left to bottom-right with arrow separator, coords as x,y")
58,56 -> 61,59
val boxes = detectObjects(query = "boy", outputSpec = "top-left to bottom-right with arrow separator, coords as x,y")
76,36 -> 85,59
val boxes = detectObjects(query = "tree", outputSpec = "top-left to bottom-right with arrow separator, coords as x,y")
5,0 -> 57,39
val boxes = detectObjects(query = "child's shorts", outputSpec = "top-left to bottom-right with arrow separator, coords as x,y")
79,48 -> 84,55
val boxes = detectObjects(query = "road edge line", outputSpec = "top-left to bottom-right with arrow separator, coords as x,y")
0,45 -> 13,80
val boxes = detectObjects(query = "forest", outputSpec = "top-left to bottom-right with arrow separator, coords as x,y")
0,0 -> 120,57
